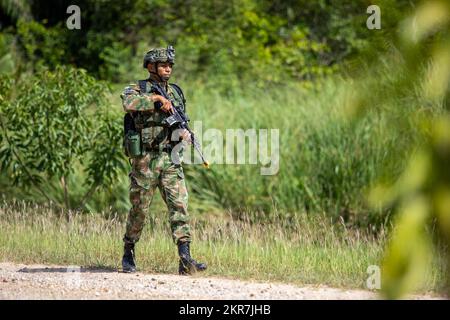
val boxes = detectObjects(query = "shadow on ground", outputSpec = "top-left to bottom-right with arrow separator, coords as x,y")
18,266 -> 118,273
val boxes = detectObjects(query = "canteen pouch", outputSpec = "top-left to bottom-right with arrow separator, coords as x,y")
125,130 -> 142,158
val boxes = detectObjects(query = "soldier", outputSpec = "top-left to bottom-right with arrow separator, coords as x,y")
120,45 -> 207,275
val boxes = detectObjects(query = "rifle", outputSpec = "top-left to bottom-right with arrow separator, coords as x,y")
151,83 -> 210,168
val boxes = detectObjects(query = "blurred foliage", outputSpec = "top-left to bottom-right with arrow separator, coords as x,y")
15,19 -> 66,70
0,32 -> 15,73
0,0 -> 422,88
0,0 -> 31,22
348,0 -> 450,298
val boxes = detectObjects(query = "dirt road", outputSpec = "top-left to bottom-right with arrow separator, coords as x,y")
0,262 -> 442,300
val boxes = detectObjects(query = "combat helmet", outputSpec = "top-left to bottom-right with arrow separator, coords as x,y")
143,45 -> 175,68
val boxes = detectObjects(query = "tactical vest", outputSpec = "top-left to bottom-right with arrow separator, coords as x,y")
123,80 -> 186,157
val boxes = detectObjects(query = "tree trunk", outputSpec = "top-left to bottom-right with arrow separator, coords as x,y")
61,175 -> 70,210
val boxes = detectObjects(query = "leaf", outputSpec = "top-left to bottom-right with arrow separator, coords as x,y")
381,196 -> 432,299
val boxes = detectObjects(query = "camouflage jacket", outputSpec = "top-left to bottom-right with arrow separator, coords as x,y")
121,79 -> 186,150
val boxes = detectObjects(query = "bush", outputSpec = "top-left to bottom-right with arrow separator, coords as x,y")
0,65 -> 127,211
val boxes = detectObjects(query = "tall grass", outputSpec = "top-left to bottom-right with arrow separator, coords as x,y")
0,200 -> 445,292
178,76 -> 430,225
2,74 -> 441,227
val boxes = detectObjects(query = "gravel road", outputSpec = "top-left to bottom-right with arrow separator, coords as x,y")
0,262 -> 443,300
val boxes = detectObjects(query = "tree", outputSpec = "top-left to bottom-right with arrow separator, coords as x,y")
0,65 -> 127,212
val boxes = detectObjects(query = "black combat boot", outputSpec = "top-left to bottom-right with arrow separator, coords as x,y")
122,242 -> 137,273
178,241 -> 207,275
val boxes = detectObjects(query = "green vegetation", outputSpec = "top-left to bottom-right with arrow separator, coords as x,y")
1,0 -> 449,298
1,72 -> 431,226
0,200 -> 444,292
348,1 -> 450,299
0,66 -> 125,212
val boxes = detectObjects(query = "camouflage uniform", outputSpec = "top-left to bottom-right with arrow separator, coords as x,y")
121,80 -> 191,245
121,46 -> 206,275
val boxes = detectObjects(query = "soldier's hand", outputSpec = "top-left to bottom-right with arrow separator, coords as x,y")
162,99 -> 174,114
154,95 -> 174,114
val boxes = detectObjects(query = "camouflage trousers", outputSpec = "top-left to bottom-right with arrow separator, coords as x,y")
123,151 -> 191,245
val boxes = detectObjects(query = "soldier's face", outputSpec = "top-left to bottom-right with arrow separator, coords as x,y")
156,62 -> 173,81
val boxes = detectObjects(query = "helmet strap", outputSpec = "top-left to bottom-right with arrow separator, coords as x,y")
148,63 -> 163,82
149,62 -> 170,84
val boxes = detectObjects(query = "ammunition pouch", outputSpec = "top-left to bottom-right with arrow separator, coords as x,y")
124,130 -> 142,158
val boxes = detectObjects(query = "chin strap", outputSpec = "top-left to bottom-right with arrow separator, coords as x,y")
150,72 -> 164,83
149,62 -> 171,83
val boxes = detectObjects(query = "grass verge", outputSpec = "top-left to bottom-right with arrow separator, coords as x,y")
0,200 -> 444,294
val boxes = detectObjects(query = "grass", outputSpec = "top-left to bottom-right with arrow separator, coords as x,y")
106,75 -> 432,226
2,74 -> 439,227
0,200 -> 445,294
1,71 -> 446,297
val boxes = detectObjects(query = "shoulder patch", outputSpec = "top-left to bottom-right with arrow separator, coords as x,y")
123,84 -> 140,96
